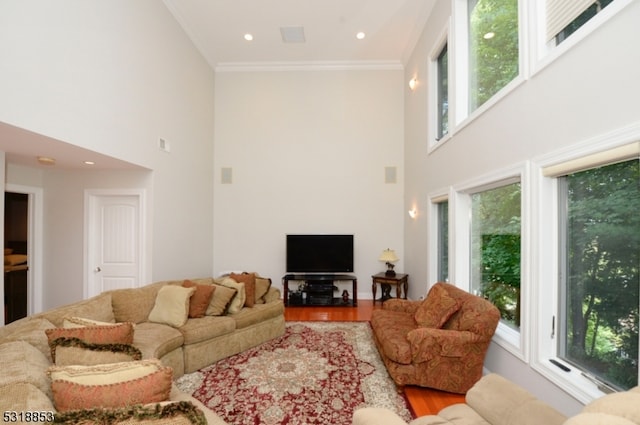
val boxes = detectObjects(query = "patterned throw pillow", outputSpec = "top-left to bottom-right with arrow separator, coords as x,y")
62,316 -> 118,328
48,359 -> 172,412
52,338 -> 142,366
414,284 -> 461,329
182,280 -> 216,318
53,401 -> 206,425
45,322 -> 135,362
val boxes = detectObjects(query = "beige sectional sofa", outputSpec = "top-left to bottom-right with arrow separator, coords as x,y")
353,373 -> 640,425
0,275 -> 285,424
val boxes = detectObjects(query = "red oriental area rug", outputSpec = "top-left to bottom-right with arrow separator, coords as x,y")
175,322 -> 412,425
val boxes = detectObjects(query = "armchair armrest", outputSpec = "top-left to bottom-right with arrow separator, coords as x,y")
383,299 -> 421,314
407,327 -> 483,363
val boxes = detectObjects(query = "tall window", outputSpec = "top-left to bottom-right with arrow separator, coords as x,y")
437,201 -> 449,282
436,44 -> 449,141
468,0 -> 519,112
558,159 -> 639,390
471,182 -> 521,328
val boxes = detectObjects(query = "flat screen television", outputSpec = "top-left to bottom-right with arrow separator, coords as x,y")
286,234 -> 354,273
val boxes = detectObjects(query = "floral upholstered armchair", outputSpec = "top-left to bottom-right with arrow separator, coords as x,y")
370,282 -> 500,393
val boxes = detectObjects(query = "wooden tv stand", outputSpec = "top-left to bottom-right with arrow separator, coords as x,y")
282,274 -> 357,307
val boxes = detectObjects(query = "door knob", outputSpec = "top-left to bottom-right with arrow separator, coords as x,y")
95,266 -> 102,272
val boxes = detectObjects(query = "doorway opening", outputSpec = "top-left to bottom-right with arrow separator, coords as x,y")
3,184 -> 43,325
4,192 -> 28,323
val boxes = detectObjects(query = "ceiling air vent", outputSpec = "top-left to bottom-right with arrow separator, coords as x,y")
280,26 -> 305,43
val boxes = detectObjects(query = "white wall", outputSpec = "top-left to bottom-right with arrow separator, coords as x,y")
213,69 -> 405,297
403,0 -> 640,416
0,0 -> 216,307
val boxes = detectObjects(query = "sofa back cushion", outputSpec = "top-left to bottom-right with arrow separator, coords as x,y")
41,293 -> 115,327
108,281 -> 167,323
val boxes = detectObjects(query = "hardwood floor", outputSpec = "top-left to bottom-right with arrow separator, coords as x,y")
284,300 -> 466,418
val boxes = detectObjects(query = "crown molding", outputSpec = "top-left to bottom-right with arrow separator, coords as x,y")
215,60 -> 404,73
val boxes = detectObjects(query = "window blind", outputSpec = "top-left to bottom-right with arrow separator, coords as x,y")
546,0 -> 595,41
542,142 -> 640,177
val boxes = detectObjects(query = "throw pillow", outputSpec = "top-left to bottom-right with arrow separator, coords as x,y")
254,276 -> 272,304
230,272 -> 256,307
48,359 -> 172,412
148,285 -> 196,327
53,401 -> 207,425
45,322 -> 135,362
414,284 -> 461,329
215,277 -> 246,314
52,338 -> 142,366
62,316 -> 119,328
182,280 -> 216,318
206,284 -> 237,316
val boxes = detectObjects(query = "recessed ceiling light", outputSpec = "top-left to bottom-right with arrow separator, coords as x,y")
356,32 -> 366,40
84,160 -> 95,165
483,32 -> 495,39
244,33 -> 253,41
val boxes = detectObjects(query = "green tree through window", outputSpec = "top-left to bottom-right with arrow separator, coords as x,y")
471,182 -> 521,328
468,0 -> 519,112
560,159 -> 639,390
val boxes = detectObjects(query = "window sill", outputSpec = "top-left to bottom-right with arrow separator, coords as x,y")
531,357 -> 611,404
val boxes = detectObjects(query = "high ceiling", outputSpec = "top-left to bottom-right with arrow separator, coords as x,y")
164,0 -> 435,69
2,1 -> 434,171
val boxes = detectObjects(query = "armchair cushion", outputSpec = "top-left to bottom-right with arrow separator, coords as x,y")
414,284 -> 461,328
407,328 -> 482,363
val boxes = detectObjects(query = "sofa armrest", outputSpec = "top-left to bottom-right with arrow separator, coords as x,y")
407,327 -> 483,363
466,374 -> 566,425
263,286 -> 282,303
383,299 -> 421,314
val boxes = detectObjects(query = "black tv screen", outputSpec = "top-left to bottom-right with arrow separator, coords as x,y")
286,234 -> 354,273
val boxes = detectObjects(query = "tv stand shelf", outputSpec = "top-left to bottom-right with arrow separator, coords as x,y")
283,274 -> 357,307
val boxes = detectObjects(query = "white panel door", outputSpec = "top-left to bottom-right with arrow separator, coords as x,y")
86,192 -> 143,298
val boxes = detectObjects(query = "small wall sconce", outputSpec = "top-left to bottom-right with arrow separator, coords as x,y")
408,77 -> 418,91
408,208 -> 418,219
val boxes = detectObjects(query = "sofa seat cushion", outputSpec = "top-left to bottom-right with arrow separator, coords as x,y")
230,301 -> 285,330
133,322 -> 184,359
370,309 -> 416,364
179,316 -> 236,345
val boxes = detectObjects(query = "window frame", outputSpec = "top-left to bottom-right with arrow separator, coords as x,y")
451,163 -> 531,360
428,24 -> 452,152
530,0 -> 633,76
451,0 -> 528,131
428,190 -> 451,285
531,123 -> 640,403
